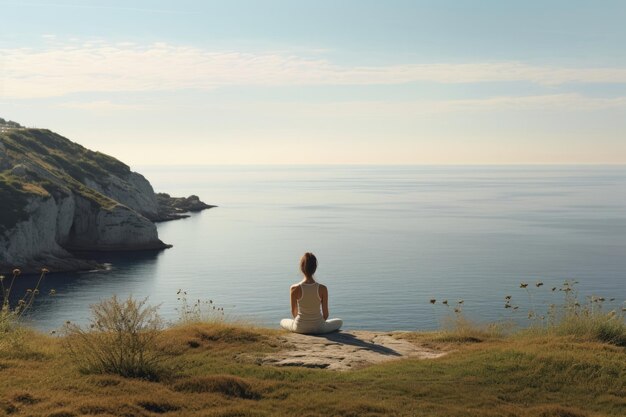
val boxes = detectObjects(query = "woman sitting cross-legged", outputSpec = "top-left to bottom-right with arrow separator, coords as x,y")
280,252 -> 343,335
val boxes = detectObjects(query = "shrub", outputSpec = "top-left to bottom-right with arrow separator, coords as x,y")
63,295 -> 166,380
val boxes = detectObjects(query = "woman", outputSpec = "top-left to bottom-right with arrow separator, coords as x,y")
280,252 -> 343,334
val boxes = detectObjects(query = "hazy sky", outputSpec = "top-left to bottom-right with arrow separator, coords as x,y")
1,0 -> 625,165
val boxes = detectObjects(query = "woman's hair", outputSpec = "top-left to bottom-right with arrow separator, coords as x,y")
300,252 -> 317,277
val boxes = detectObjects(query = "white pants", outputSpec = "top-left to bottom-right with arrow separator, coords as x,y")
280,318 -> 343,335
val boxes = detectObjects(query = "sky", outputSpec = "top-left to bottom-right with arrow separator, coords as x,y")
1,0 -> 625,165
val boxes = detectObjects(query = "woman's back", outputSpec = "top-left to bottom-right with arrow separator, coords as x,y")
295,283 -> 323,323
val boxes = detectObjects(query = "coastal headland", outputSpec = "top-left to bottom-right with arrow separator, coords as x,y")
0,124 -> 214,274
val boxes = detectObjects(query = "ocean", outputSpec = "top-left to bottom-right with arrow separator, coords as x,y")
12,165 -> 626,331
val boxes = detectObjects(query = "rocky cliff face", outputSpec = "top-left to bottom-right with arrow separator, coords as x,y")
0,128 -> 210,273
83,171 -> 159,221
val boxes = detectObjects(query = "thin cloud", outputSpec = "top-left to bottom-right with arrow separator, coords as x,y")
56,100 -> 151,111
2,42 -> 626,99
218,94 -> 626,118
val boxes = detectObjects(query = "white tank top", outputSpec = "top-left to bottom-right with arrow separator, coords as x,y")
296,282 -> 323,323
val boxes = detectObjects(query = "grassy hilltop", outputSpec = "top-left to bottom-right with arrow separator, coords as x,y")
0,306 -> 624,417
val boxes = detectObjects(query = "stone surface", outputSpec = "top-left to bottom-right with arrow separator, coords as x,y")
85,172 -> 160,221
261,330 -> 445,371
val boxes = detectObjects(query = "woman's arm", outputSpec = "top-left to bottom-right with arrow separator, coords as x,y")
289,285 -> 300,318
319,284 -> 329,320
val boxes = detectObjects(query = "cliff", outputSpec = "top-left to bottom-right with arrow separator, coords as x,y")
0,128 -> 212,273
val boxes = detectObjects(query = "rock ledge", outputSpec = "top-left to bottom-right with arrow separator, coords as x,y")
261,330 -> 445,371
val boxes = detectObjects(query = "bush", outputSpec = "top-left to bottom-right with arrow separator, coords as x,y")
63,295 -> 166,380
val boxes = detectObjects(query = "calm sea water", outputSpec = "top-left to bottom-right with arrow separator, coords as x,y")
13,166 -> 626,331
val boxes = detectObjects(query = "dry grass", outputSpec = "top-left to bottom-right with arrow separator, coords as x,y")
0,285 -> 624,416
62,296 -> 167,380
0,318 -> 624,417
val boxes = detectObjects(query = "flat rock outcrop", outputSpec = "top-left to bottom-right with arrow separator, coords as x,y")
261,330 -> 445,371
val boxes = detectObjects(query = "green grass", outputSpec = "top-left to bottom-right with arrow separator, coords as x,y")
0,320 -> 624,417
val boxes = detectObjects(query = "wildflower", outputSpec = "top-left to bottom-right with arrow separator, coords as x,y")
454,308 -> 461,313
49,289 -> 56,295
0,275 -> 4,282
429,299 -> 436,304
41,268 -> 49,274
520,283 -> 528,289
177,289 -> 181,294
505,295 -> 512,300
513,306 -> 519,310
598,297 -> 605,302
536,282 -> 544,287
12,269 -> 21,276
622,307 -> 626,312
610,298 -> 615,302
551,287 -> 557,291
65,320 -> 71,325
458,300 -> 464,304
50,330 -> 56,335
442,300 -> 448,305
505,304 -> 511,308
